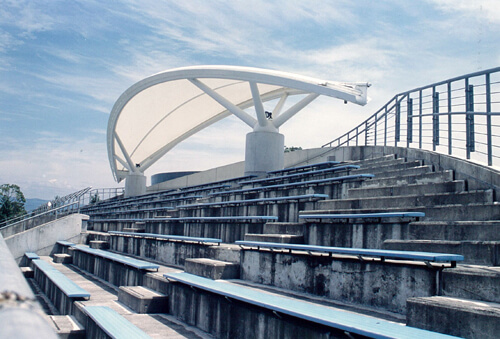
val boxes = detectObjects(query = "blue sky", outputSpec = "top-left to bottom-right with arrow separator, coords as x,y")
1,0 -> 499,199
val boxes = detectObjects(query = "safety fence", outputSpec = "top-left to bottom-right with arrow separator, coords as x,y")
322,67 -> 500,168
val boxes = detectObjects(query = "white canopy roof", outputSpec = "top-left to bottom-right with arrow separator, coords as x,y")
107,65 -> 369,183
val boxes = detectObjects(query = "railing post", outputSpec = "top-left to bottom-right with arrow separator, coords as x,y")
419,90 -> 423,149
447,82 -> 452,155
374,113 -> 378,146
432,88 -> 440,151
466,82 -> 475,159
407,97 -> 413,147
395,99 -> 401,146
384,106 -> 388,146
486,73 -> 492,166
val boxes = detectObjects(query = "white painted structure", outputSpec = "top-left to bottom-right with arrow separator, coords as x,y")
107,66 -> 369,197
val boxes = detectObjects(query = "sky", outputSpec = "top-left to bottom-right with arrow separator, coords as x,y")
1,0 -> 499,200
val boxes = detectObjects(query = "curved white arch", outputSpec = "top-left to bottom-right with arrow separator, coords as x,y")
108,65 -> 369,183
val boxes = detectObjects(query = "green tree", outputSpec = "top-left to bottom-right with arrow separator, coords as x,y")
0,184 -> 27,223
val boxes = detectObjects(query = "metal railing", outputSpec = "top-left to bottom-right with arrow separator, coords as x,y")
322,67 -> 500,168
0,187 -> 124,232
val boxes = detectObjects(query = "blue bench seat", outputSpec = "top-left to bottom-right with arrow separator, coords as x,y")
32,259 -> 90,298
179,194 -> 329,209
209,174 -> 374,197
165,272 -> 459,339
267,160 -> 341,175
239,164 -> 360,185
299,212 -> 425,220
73,245 -> 159,271
235,241 -> 464,266
56,240 -> 75,247
109,231 -> 222,245
83,306 -> 151,339
90,216 -> 278,223
24,252 -> 40,260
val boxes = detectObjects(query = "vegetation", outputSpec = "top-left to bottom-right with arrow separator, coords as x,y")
284,146 -> 302,153
0,184 -> 27,224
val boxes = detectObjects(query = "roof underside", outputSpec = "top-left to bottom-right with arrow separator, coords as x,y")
107,66 -> 369,183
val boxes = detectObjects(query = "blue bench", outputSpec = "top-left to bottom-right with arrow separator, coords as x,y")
300,212 -> 425,221
73,245 -> 159,271
109,231 -> 222,245
210,174 -> 375,197
90,216 -> 279,223
56,240 -> 75,247
179,194 -> 329,209
165,272 -> 459,339
24,252 -> 40,260
235,241 -> 464,266
32,259 -> 90,298
83,306 -> 151,339
239,165 -> 360,185
267,160 -> 341,175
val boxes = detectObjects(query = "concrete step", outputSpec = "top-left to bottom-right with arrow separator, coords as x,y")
354,160 -> 424,175
347,180 -> 466,199
406,296 -> 500,339
317,190 -> 494,211
244,233 -> 304,243
361,170 -> 454,189
184,258 -> 240,280
53,253 -> 72,264
46,315 -> 85,339
345,154 -> 398,167
262,222 -> 305,235
89,240 -> 109,250
383,239 -> 500,266
118,286 -> 168,314
442,265 -> 500,303
403,221 -> 500,241
302,202 -> 500,221
358,165 -> 433,180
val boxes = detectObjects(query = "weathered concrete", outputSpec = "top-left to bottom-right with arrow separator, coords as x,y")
402,221 -> 500,241
4,214 -> 88,263
243,233 -> 304,244
442,265 -> 500,303
89,240 -> 109,249
53,253 -> 73,264
384,239 -> 500,266
46,315 -> 85,339
110,234 -> 242,271
240,250 -> 439,314
118,286 -> 168,313
184,258 -> 239,280
406,296 -> 500,339
168,281 -> 338,339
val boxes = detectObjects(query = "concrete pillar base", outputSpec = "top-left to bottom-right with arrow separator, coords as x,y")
125,173 -> 146,197
245,131 -> 284,176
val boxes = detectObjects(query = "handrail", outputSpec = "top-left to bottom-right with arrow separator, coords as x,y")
0,202 -> 79,232
322,66 -> 500,168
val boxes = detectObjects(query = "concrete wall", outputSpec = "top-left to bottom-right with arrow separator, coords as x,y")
147,147 -> 330,192
240,250 -> 438,314
168,282 -> 337,339
4,214 -> 89,263
326,146 -> 500,197
110,235 -> 241,267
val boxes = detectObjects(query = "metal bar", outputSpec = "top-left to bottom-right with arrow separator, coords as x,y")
467,84 -> 475,154
419,89 -> 423,149
486,73 -> 493,165
432,88 -> 440,150
249,81 -> 268,128
407,97 -> 413,146
447,81 -> 452,155
384,106 -> 388,146
395,99 -> 401,144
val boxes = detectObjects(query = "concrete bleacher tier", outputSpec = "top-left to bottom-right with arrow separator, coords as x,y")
6,147 -> 500,338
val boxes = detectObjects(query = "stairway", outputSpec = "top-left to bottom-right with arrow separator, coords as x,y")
298,154 -> 500,338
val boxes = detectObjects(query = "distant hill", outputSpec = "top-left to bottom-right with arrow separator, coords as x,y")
25,198 -> 50,211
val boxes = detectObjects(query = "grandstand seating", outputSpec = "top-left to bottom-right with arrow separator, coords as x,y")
8,149 -> 500,338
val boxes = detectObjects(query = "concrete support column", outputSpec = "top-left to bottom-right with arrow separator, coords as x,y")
125,172 -> 146,197
245,131 -> 284,176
